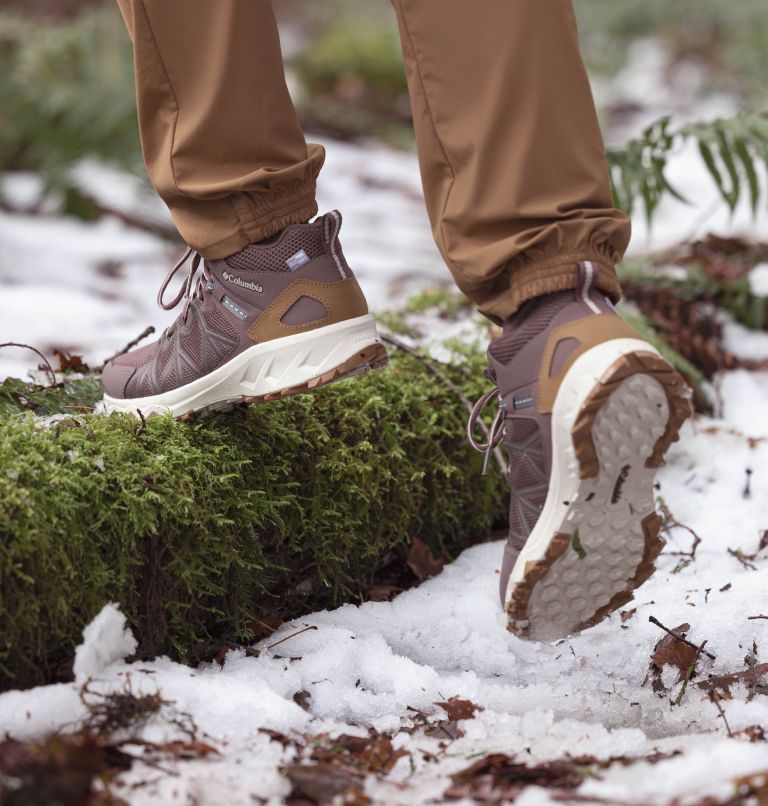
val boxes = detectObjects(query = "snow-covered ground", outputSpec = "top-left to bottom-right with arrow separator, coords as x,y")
1,396 -> 767,804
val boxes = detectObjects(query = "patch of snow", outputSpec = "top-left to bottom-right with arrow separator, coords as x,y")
597,38 -> 740,146
70,159 -> 171,229
717,369 -> 768,438
749,262 -> 768,297
0,172 -> 46,210
73,603 -> 138,682
720,314 -> 768,362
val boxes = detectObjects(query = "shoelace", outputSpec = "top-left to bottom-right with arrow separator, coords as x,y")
467,385 -> 506,475
156,247 -> 215,337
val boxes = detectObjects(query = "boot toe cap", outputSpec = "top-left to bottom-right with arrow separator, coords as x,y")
101,361 -> 138,399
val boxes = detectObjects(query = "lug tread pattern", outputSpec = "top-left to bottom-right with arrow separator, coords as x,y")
506,352 -> 691,641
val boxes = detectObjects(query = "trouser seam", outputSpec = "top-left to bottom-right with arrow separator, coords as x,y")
136,0 -> 182,195
392,1 -> 457,269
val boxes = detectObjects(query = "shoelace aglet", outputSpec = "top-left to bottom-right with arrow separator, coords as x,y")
481,445 -> 493,476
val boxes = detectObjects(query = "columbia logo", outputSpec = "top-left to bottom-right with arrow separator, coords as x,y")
222,271 -> 263,293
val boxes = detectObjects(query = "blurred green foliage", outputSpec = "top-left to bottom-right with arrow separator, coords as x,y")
0,7 -> 139,187
575,0 -> 768,106
608,112 -> 768,224
292,19 -> 410,147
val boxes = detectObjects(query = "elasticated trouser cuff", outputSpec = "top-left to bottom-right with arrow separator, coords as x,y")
478,254 -> 624,324
201,184 -> 320,260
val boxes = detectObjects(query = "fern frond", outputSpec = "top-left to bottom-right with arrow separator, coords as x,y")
608,111 -> 768,224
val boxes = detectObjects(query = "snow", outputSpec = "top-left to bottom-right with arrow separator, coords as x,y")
721,314 -> 768,362
73,602 -> 138,682
749,262 -> 768,297
717,370 -> 768,438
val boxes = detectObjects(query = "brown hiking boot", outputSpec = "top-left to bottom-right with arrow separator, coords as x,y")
102,211 -> 387,418
469,263 -> 692,641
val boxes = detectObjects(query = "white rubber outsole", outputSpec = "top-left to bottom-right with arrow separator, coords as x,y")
103,314 -> 385,419
504,338 -> 691,641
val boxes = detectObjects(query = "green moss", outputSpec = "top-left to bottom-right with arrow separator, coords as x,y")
0,347 -> 506,690
0,375 -> 102,417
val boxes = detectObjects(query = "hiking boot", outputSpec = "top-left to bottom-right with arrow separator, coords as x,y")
102,211 -> 387,418
469,263 -> 692,641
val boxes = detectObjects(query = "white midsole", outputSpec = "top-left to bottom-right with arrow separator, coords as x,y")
504,337 -> 661,602
103,314 -> 382,418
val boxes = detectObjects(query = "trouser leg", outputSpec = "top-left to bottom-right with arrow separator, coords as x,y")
116,0 -> 323,259
391,0 -> 630,322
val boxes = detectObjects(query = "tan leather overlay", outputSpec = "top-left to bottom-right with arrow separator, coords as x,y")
248,277 -> 368,343
537,316 -> 641,413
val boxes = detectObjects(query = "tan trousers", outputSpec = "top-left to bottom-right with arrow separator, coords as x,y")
116,0 -> 629,321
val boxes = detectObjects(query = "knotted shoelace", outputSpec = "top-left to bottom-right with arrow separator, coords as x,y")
156,247 -> 215,337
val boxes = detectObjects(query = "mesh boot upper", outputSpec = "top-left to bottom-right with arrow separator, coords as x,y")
504,418 -> 549,551
224,227 -> 327,273
488,290 -> 574,366
102,212 -> 353,400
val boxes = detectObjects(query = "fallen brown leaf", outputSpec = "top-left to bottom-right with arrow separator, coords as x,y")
283,762 -> 367,804
367,585 -> 404,602
407,537 -> 446,580
697,662 -> 768,701
446,753 -> 584,801
293,690 -> 312,711
51,349 -> 89,373
650,623 -> 698,684
435,697 -> 482,721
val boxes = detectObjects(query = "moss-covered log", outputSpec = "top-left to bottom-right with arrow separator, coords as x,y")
0,346 -> 506,690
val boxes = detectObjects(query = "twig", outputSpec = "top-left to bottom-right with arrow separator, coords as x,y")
658,499 -> 702,559
135,408 -> 147,438
0,341 -> 57,386
266,624 -> 317,651
743,468 -> 753,499
381,332 -> 506,474
648,615 -> 716,661
710,695 -> 734,738
100,326 -> 156,367
748,614 -> 768,621
728,547 -> 758,571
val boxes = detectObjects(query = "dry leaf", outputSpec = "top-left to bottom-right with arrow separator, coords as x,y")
367,585 -> 404,602
697,663 -> 768,701
283,762 -> 365,804
435,697 -> 481,721
407,537 -> 446,580
293,690 -> 312,711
